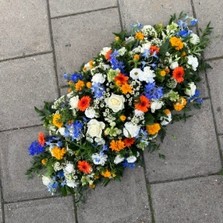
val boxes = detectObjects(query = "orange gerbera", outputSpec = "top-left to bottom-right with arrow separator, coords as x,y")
78,161 -> 92,174
170,37 -> 184,50
114,73 -> 129,86
110,139 -> 125,152
78,96 -> 91,111
135,32 -> 144,40
105,49 -> 112,60
146,123 -> 161,135
150,45 -> 160,54
38,132 -> 45,146
52,113 -> 63,128
172,67 -> 185,83
120,83 -> 133,94
124,138 -> 135,147
75,80 -> 85,91
135,95 -> 151,112
101,170 -> 112,178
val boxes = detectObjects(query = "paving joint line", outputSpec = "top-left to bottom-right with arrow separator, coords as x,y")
0,51 -> 52,63
117,0 -> 124,31
51,6 -> 118,20
0,175 -> 6,223
205,56 -> 223,62
150,172 -> 221,185
46,0 -> 60,98
142,157 -> 156,223
0,124 -> 42,134
72,196 -> 79,223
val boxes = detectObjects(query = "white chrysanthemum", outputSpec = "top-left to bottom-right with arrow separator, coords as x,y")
92,153 -> 108,166
114,155 -> 125,164
126,156 -> 137,163
91,73 -> 105,84
187,55 -> 199,71
130,68 -> 143,80
190,33 -> 200,45
85,107 -> 96,118
170,61 -> 179,70
123,122 -> 141,138
64,163 -> 75,174
139,66 -> 156,83
185,82 -> 196,96
69,95 -> 79,109
54,162 -> 63,171
151,100 -> 164,113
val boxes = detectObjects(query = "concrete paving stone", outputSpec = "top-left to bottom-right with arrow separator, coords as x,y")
119,0 -> 192,29
193,0 -> 223,59
77,167 -> 151,223
4,196 -> 76,223
0,189 -> 2,223
151,176 -> 223,223
206,59 -> 223,134
0,127 -> 51,202
144,100 -> 221,182
0,54 -> 58,130
52,8 -> 121,86
49,0 -> 117,17
0,0 -> 51,60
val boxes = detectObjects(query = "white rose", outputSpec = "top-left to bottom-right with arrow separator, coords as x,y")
187,55 -> 199,71
105,93 -> 125,112
42,175 -> 52,186
190,33 -> 200,45
130,68 -> 143,80
114,155 -> 125,164
127,156 -> 137,163
170,61 -> 179,70
151,100 -> 164,113
69,95 -> 79,109
91,73 -> 105,84
185,82 -> 196,96
64,163 -> 75,173
139,66 -> 155,83
123,122 -> 141,138
100,47 -> 111,56
85,107 -> 96,118
87,119 -> 105,138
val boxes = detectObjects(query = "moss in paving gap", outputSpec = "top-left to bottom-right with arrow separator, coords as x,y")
147,183 -> 156,223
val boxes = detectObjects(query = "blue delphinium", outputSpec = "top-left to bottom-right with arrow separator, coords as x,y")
109,50 -> 125,72
64,73 -> 83,82
72,120 -> 83,140
122,160 -> 135,168
28,141 -> 44,156
91,83 -> 105,99
188,89 -> 203,104
145,82 -> 163,100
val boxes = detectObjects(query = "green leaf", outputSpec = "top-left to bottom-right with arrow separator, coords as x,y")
158,153 -> 166,159
145,113 -> 155,125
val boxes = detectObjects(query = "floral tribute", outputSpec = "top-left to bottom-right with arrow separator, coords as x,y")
27,13 -> 211,198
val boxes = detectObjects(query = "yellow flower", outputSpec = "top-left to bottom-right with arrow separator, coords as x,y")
52,113 -> 63,128
110,139 -> 125,152
174,97 -> 187,111
170,37 -> 183,50
146,123 -> 161,135
120,83 -> 133,94
101,170 -> 112,178
120,115 -> 126,122
133,54 -> 140,61
160,70 -> 166,77
41,158 -> 48,165
75,80 -> 85,91
163,109 -> 171,115
51,147 -> 66,160
86,82 -> 92,88
115,36 -> 120,41
135,32 -> 144,40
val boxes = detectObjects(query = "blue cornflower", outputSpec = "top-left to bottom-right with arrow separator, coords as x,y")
131,22 -> 143,32
122,160 -> 136,168
47,181 -> 59,193
64,73 -> 83,82
145,82 -> 163,100
72,120 -> 83,140
188,89 -> 203,104
56,170 -> 64,179
178,29 -> 192,38
91,83 -> 105,99
28,141 -> 44,156
190,19 -> 198,26
109,50 -> 125,72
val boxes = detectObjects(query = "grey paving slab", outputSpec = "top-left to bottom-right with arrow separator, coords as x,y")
52,8 -> 121,86
151,176 -> 223,223
0,0 -> 51,60
49,0 -> 117,17
0,189 -> 2,223
119,0 -> 192,29
219,135 -> 223,153
193,0 -> 223,59
77,167 -> 151,223
0,127 -> 50,202
144,100 -> 221,182
197,72 -> 209,98
0,54 -> 58,131
207,59 -> 223,134
4,197 -> 76,223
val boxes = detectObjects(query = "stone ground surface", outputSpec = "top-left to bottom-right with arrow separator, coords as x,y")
0,1 -> 222,223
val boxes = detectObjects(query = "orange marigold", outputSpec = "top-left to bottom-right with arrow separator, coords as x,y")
146,123 -> 161,135
52,113 -> 63,128
101,170 -> 112,178
135,95 -> 151,112
110,139 -> 125,152
78,96 -> 91,111
120,83 -> 133,94
135,32 -> 144,40
133,54 -> 140,61
170,37 -> 184,50
75,80 -> 85,91
78,161 -> 92,174
174,97 -> 187,111
172,66 -> 185,83
51,147 -> 66,160
114,73 -> 129,86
